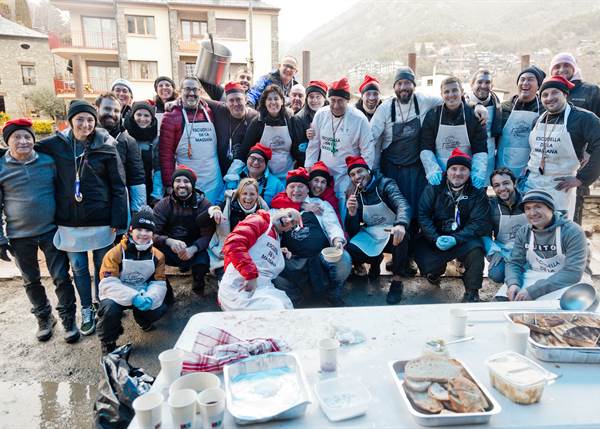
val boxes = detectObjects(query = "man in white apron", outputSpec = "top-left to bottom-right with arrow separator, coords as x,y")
522,75 -> 600,220
497,66 -> 546,178
218,209 -> 302,311
485,168 -> 528,284
305,77 -> 374,208
465,69 -> 503,186
499,190 -> 589,301
343,156 -> 411,305
96,208 -> 171,354
419,76 -> 489,189
159,76 -> 224,204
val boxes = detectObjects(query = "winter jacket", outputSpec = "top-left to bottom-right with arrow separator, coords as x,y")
419,101 -> 488,155
418,176 -> 491,245
500,95 -> 544,128
153,190 -> 215,251
98,235 -> 167,309
237,166 -> 284,205
504,213 -> 587,299
37,128 -> 128,229
205,99 -> 258,175
223,209 -> 275,280
239,109 -> 299,164
489,191 -> 524,239
355,98 -> 382,122
569,80 -> 600,117
0,151 -> 56,242
345,171 -> 411,237
289,105 -> 316,166
158,101 -> 215,187
247,69 -> 299,107
464,91 -> 503,139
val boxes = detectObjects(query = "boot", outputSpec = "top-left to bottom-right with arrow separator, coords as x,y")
36,313 -> 57,342
462,289 -> 481,303
101,341 -> 117,355
386,280 -> 404,305
426,273 -> 442,286
61,316 -> 81,344
191,265 -> 207,295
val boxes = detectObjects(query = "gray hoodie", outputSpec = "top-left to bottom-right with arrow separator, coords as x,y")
505,212 -> 587,299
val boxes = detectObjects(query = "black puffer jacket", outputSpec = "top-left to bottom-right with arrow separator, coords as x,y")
345,171 -> 411,237
106,126 -> 146,187
569,80 -> 600,117
290,105 -> 315,166
418,176 -> 491,245
37,128 -> 128,229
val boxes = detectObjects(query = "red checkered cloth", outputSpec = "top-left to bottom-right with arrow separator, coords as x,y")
181,326 -> 290,373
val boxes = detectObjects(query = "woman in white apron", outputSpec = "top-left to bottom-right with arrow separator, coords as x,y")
174,101 -> 224,205
218,209 -> 302,311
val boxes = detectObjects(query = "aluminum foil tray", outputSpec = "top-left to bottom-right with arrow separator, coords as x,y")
223,352 -> 311,425
388,359 -> 501,427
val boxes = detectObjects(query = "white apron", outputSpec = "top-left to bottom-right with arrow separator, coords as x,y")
496,98 -> 540,178
435,105 -> 471,170
53,225 -> 115,253
156,112 -> 164,136
349,187 -> 397,257
495,204 -> 528,256
175,106 -> 224,204
120,249 -> 163,310
260,120 -> 294,180
317,114 -> 356,197
218,223 -> 293,311
523,105 -> 579,219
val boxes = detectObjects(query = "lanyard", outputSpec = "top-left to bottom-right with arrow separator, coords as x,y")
73,141 -> 86,203
331,113 -> 344,141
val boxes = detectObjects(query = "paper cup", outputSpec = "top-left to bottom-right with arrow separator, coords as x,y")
319,338 -> 340,372
168,388 -> 197,429
169,372 -> 221,414
506,323 -> 530,355
159,348 -> 184,385
197,387 -> 226,429
132,392 -> 163,429
449,308 -> 468,338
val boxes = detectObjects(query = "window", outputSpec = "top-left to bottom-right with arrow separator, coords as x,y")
216,18 -> 246,39
21,64 -> 36,85
87,61 -> 120,93
181,20 -> 208,41
81,17 -> 117,49
129,61 -> 158,80
0,96 -> 5,113
185,63 -> 195,76
427,79 -> 433,86
126,15 -> 155,35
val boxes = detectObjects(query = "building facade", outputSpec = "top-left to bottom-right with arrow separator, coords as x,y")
50,0 -> 280,101
0,16 -> 54,117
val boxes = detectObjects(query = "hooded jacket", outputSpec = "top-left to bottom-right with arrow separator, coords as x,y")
246,69 -> 299,108
37,128 -> 128,229
504,213 -> 587,299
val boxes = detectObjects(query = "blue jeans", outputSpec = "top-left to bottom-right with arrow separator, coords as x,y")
67,245 -> 112,308
487,258 -> 506,284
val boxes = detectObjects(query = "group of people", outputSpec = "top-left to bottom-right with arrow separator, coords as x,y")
1,52 -> 598,354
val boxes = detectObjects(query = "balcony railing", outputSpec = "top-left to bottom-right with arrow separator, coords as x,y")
49,32 -> 118,50
54,77 -> 113,95
178,39 -> 204,52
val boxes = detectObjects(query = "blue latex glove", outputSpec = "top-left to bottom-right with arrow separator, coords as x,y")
136,296 -> 153,312
428,171 -> 442,186
436,235 -> 457,251
471,175 -> 485,189
471,152 -> 487,189
420,150 -> 443,186
132,294 -> 146,310
225,180 -> 238,190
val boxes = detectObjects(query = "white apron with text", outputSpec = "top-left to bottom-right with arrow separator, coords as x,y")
349,187 -> 396,257
434,106 -> 471,170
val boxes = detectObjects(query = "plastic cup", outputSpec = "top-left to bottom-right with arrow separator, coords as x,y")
449,308 -> 468,338
168,388 -> 197,429
506,323 -> 530,355
319,338 -> 340,372
197,387 -> 226,429
132,392 -> 163,429
159,348 -> 184,385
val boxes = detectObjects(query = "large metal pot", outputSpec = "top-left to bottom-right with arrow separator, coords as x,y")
194,37 -> 231,86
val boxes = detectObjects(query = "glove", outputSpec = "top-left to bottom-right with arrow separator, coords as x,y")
139,296 -> 153,311
436,235 -> 457,251
489,252 -> 504,268
471,152 -> 488,189
132,294 -> 145,310
225,179 -> 238,190
427,171 -> 442,186
420,150 -> 443,185
151,170 -> 164,200
0,243 -> 13,262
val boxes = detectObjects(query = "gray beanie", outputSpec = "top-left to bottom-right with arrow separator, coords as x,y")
393,67 -> 416,86
519,189 -> 555,211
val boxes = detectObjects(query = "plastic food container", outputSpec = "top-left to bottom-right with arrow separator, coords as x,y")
321,247 -> 343,263
485,351 -> 558,404
314,376 -> 370,422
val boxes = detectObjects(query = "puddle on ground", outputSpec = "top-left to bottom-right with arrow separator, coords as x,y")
0,381 -> 96,428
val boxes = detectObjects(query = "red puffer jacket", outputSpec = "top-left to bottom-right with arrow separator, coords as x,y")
158,101 -> 214,186
223,210 -> 276,280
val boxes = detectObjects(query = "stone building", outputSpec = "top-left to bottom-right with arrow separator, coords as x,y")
0,15 -> 54,117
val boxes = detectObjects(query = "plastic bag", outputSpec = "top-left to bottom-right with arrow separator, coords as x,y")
94,343 -> 155,429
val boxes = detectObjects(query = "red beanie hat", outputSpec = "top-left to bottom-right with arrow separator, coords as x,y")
225,81 -> 245,95
2,118 -> 34,143
540,75 -> 575,94
248,143 -> 272,161
171,164 -> 197,187
446,147 -> 472,170
359,74 -> 380,94
328,77 -> 351,100
306,80 -> 328,97
286,167 -> 310,187
345,155 -> 369,174
309,160 -> 331,183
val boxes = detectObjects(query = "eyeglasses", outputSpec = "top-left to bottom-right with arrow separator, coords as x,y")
248,156 -> 265,164
182,87 -> 200,93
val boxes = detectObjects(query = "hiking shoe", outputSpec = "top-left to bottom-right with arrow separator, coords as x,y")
36,314 -> 57,342
462,289 -> 481,303
101,342 -> 116,355
62,317 -> 81,344
426,273 -> 442,286
386,280 -> 404,305
80,306 -> 96,336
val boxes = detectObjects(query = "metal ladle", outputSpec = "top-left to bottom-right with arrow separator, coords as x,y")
560,283 -> 598,312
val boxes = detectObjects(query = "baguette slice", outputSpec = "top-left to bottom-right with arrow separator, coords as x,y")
428,382 -> 450,401
405,355 -> 464,383
404,385 -> 444,414
404,378 -> 432,392
446,376 -> 489,413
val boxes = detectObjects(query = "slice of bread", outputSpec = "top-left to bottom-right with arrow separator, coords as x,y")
404,378 -> 432,392
428,382 -> 450,401
404,385 -> 444,414
446,376 -> 489,413
404,355 -> 464,383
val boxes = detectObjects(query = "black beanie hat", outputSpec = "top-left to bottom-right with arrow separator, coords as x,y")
130,205 -> 156,232
154,76 -> 175,91
131,101 -> 156,119
393,67 -> 416,86
517,66 -> 546,87
68,100 -> 97,125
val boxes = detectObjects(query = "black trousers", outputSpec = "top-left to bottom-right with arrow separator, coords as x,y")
414,239 -> 485,291
346,235 -> 409,276
10,229 -> 76,321
97,298 -> 169,344
155,244 -> 209,275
